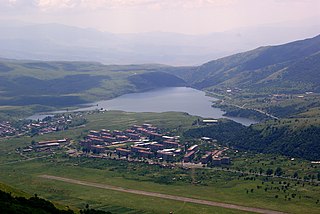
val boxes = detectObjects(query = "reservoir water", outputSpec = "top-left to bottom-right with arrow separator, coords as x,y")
28,87 -> 257,126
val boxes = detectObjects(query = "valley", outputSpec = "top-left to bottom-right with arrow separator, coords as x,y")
0,34 -> 320,214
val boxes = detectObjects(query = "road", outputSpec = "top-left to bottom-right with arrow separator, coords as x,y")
39,174 -> 287,214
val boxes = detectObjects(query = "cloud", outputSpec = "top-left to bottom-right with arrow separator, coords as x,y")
0,0 -> 236,12
0,0 -> 37,11
37,0 -> 79,11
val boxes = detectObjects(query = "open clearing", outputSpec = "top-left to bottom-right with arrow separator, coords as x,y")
39,174 -> 286,214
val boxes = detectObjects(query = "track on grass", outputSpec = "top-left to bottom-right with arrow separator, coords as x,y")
39,174 -> 286,214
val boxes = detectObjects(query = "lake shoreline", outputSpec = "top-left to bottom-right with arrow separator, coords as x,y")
27,87 -> 259,126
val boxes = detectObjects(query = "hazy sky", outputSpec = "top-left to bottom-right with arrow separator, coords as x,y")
1,0 -> 319,34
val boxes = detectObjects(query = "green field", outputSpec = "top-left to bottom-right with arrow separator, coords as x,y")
0,111 -> 319,213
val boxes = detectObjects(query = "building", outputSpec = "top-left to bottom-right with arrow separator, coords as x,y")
89,130 -> 100,136
137,150 -> 154,159
91,145 -> 105,154
37,139 -> 67,145
163,141 -> 180,149
113,130 -> 124,135
149,143 -> 164,152
131,146 -> 150,153
126,133 -> 140,140
116,148 -> 131,157
221,157 -> 230,164
183,151 -> 195,162
102,136 -> 116,143
212,158 -> 222,166
187,145 -> 199,152
36,143 -> 60,148
201,152 -> 212,164
157,151 -> 174,161
115,135 -> 129,141
202,119 -> 218,125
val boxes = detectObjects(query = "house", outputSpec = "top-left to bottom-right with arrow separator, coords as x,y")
212,158 -> 222,166
202,119 -> 218,125
101,136 -> 116,143
36,143 -> 60,148
221,157 -> 230,164
183,151 -> 195,162
37,139 -> 67,145
137,150 -> 154,159
89,130 -> 100,136
157,151 -> 174,161
115,135 -> 129,141
126,133 -> 140,140
163,141 -> 180,148
91,145 -> 105,154
116,148 -> 131,157
131,146 -> 150,153
201,152 -> 212,164
113,130 -> 124,135
149,143 -> 164,152
187,145 -> 199,152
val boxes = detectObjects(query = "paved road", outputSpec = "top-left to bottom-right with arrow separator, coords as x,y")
39,174 -> 287,214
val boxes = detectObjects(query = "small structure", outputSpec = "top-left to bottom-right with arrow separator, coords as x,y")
202,119 -> 218,125
201,152 -> 212,164
116,148 -> 131,157
212,158 -> 222,166
187,145 -> 199,152
149,143 -> 164,152
91,145 -> 105,154
183,151 -> 195,162
137,150 -> 154,159
131,146 -> 150,153
157,151 -> 174,161
221,157 -> 230,164
163,141 -> 180,149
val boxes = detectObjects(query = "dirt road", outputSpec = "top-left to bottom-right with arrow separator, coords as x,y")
39,174 -> 287,214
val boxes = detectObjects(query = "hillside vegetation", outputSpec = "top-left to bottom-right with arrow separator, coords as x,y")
184,119 -> 320,160
173,34 -> 320,93
0,60 -> 185,119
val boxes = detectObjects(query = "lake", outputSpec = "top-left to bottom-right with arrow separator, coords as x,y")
28,87 -> 258,126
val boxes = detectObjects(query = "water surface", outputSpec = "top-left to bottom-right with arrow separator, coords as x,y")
28,87 -> 258,126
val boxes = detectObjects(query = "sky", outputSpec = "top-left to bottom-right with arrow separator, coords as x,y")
0,0 -> 320,34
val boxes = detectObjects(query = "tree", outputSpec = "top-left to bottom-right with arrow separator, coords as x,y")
266,168 -> 273,175
293,171 -> 299,178
274,167 -> 283,176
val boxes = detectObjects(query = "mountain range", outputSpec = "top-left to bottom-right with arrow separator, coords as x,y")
1,20 -> 319,65
0,33 -> 320,111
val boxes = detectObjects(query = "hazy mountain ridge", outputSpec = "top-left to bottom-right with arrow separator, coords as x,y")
1,20 -> 319,65
180,34 -> 320,93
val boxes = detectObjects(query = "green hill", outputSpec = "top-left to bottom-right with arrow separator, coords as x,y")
175,34 -> 320,93
0,60 -> 185,119
184,119 -> 320,160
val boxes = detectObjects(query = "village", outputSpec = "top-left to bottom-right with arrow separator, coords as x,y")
81,123 -> 231,166
22,122 -> 231,167
0,113 -> 86,138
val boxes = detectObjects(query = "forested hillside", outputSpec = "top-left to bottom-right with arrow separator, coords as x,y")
184,120 -> 320,160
